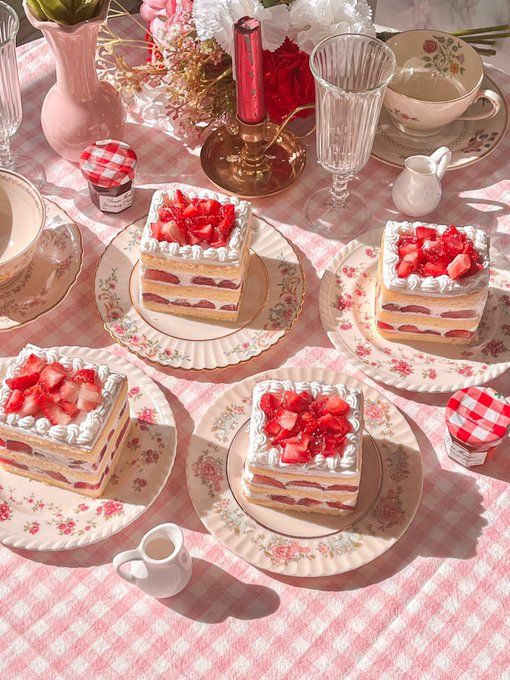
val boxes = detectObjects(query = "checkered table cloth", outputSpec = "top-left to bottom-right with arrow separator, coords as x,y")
1,21 -> 509,680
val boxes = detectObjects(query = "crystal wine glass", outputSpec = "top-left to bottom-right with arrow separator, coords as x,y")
0,1 -> 44,187
307,34 -> 396,239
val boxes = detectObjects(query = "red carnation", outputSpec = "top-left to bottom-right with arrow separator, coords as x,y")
423,39 -> 438,54
262,38 -> 315,123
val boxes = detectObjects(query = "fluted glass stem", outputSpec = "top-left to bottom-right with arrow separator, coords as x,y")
0,138 -> 15,169
331,175 -> 350,208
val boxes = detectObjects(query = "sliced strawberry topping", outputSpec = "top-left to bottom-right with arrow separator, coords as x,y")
4,389 -> 25,413
447,253 -> 471,280
6,372 -> 40,391
36,392 -> 71,426
39,363 -> 66,391
260,393 -> 281,418
70,369 -> 96,384
322,394 -> 349,416
261,389 -> 352,463
60,400 -> 80,417
19,354 -> 46,376
17,391 -> 40,417
77,382 -> 102,412
395,224 -> 483,280
415,226 -> 437,240
151,192 -> 236,249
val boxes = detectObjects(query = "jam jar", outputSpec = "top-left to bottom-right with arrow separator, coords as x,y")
80,140 -> 137,214
445,386 -> 510,467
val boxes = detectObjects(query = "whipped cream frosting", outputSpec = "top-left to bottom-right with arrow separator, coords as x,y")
247,380 -> 363,476
0,345 -> 126,449
140,188 -> 251,265
382,221 -> 490,298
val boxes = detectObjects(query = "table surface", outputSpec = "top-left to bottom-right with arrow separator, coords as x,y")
1,29 -> 510,680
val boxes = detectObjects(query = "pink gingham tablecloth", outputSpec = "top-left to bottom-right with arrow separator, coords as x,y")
1,25 -> 510,680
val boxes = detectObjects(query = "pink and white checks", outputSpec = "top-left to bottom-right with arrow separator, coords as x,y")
80,139 -> 137,188
1,18 -> 509,680
446,387 -> 510,446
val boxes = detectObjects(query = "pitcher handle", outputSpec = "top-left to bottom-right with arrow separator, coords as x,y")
430,146 -> 452,180
113,548 -> 143,584
457,89 -> 502,121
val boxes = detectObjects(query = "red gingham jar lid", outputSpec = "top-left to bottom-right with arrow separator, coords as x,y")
446,387 -> 510,446
80,140 -> 137,189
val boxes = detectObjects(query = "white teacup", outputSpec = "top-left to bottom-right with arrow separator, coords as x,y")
0,169 -> 45,287
113,523 -> 192,598
384,29 -> 502,137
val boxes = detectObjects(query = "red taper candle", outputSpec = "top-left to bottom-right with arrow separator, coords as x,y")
234,16 -> 266,124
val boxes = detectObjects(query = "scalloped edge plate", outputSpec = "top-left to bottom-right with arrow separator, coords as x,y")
186,366 -> 422,577
0,347 -> 176,551
319,229 -> 510,393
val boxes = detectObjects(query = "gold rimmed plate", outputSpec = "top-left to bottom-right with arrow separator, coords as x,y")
94,212 -> 305,371
372,74 -> 508,170
0,200 -> 82,332
186,366 -> 423,577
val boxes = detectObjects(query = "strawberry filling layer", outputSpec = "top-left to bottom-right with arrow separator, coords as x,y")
0,405 -> 127,472
142,268 -> 241,290
142,292 -> 238,312
151,190 -> 237,248
267,494 -> 353,510
376,321 -> 474,338
395,225 -> 483,280
2,354 -> 103,426
251,473 -> 358,493
381,303 -> 477,319
259,390 -> 353,465
0,418 -> 130,490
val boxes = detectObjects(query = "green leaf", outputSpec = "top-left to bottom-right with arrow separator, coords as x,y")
26,0 -> 47,20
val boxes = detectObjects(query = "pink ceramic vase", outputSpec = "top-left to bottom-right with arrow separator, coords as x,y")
24,1 -> 124,162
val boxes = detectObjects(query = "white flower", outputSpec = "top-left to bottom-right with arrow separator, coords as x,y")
289,0 -> 375,55
192,0 -> 289,58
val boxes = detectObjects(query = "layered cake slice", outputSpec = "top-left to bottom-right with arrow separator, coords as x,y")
376,222 -> 490,345
140,188 -> 252,321
0,345 -> 130,498
242,380 -> 364,515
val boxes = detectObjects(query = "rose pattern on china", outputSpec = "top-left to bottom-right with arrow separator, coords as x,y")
252,535 -> 314,567
192,451 -> 224,498
420,35 -> 465,77
0,502 -> 12,522
96,500 -> 124,519
24,521 -> 40,535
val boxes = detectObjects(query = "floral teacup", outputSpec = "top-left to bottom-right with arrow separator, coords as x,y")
0,169 -> 45,287
383,29 -> 502,137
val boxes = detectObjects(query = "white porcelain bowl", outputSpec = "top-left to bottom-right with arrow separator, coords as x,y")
0,169 -> 45,287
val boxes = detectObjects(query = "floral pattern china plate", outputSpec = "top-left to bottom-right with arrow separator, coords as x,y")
0,200 -> 82,332
0,347 -> 177,551
319,230 -> 510,393
94,214 -> 304,371
372,74 -> 508,170
186,366 -> 422,577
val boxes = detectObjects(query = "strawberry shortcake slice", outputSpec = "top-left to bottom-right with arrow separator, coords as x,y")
0,345 -> 129,498
242,380 -> 364,515
140,188 -> 252,321
376,222 -> 490,345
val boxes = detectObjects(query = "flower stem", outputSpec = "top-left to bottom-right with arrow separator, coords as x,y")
330,175 -> 350,207
0,138 -> 15,170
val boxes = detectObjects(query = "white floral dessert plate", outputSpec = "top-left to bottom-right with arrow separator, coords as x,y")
0,347 -> 176,551
372,75 -> 508,170
0,200 -> 82,332
186,366 -> 422,577
319,229 -> 510,393
94,215 -> 304,370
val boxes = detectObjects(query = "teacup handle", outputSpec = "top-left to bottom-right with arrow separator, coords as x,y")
113,548 -> 143,584
458,89 -> 502,121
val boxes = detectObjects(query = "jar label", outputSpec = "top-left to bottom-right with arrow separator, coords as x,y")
99,188 -> 133,214
445,431 -> 488,467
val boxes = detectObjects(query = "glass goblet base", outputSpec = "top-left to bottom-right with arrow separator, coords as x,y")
5,155 -> 46,189
305,187 -> 370,240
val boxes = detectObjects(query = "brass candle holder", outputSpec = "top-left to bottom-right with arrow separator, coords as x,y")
200,105 -> 315,199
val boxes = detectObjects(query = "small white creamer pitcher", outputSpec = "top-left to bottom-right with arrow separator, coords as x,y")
392,146 -> 452,217
113,523 -> 192,598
